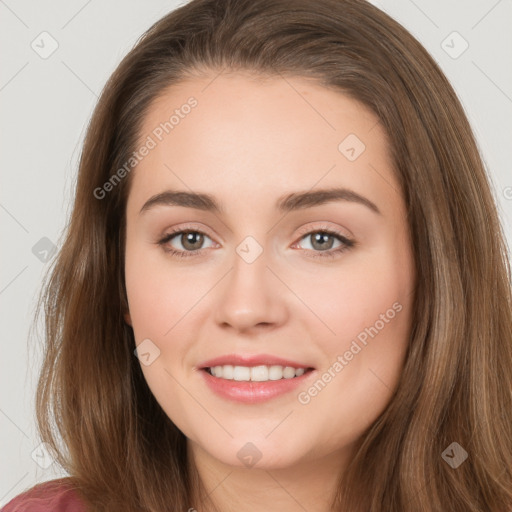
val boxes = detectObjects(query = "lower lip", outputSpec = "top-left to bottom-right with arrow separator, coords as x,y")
199,368 -> 316,404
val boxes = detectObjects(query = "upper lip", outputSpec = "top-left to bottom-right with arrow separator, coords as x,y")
197,353 -> 315,370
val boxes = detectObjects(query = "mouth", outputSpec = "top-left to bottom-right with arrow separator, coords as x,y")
202,364 -> 315,382
198,364 -> 317,404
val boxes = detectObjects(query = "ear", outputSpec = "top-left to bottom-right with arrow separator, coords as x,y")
124,311 -> 132,326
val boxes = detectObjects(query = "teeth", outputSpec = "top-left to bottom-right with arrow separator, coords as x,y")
208,364 -> 308,381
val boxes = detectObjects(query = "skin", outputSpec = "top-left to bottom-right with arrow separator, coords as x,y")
123,71 -> 416,512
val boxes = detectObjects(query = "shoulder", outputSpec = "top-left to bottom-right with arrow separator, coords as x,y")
1,478 -> 88,512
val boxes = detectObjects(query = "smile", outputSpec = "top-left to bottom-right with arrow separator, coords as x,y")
200,365 -> 316,404
206,364 -> 307,381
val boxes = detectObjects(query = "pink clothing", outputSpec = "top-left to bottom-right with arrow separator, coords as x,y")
1,478 -> 87,512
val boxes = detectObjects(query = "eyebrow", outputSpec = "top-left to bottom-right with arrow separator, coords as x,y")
139,187 -> 382,216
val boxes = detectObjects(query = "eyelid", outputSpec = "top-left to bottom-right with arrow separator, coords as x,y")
160,221 -> 350,244
160,222 -> 218,241
294,222 -> 352,240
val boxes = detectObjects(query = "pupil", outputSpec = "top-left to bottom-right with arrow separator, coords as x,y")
312,232 -> 333,250
183,232 -> 203,250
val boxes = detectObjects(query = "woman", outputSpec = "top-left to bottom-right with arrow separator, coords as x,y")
3,0 -> 512,511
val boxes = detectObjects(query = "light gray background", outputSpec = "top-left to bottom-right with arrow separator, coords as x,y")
1,0 -> 511,505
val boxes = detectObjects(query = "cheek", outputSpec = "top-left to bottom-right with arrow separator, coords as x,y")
124,248 -> 196,424
301,247 -> 413,426
320,227 -> 414,358
292,253 -> 410,347
124,260 -> 167,338
124,240 -> 201,339
293,277 -> 411,445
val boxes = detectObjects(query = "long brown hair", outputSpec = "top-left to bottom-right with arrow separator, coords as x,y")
31,0 -> 512,510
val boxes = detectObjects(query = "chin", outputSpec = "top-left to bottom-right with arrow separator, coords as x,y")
202,437 -> 309,471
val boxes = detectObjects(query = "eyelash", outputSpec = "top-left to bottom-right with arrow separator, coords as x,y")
157,226 -> 355,260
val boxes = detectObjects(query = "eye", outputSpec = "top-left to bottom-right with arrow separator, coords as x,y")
156,225 -> 356,260
293,227 -> 355,259
157,228 -> 215,258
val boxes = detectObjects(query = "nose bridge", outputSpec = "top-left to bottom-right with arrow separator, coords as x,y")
213,234 -> 287,330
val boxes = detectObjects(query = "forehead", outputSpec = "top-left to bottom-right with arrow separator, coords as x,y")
127,72 -> 400,216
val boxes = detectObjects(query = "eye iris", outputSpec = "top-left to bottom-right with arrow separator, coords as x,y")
311,232 -> 334,251
181,231 -> 204,250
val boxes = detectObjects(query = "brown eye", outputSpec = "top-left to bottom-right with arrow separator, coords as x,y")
308,232 -> 337,251
157,229 -> 215,258
297,230 -> 351,252
294,229 -> 355,260
179,231 -> 205,251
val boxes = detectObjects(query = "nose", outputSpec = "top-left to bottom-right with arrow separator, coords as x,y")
213,246 -> 289,334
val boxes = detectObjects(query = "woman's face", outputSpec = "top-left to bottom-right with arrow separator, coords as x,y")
123,72 -> 416,471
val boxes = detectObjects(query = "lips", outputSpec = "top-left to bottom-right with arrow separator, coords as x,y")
197,353 -> 315,370
199,364 -> 317,404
